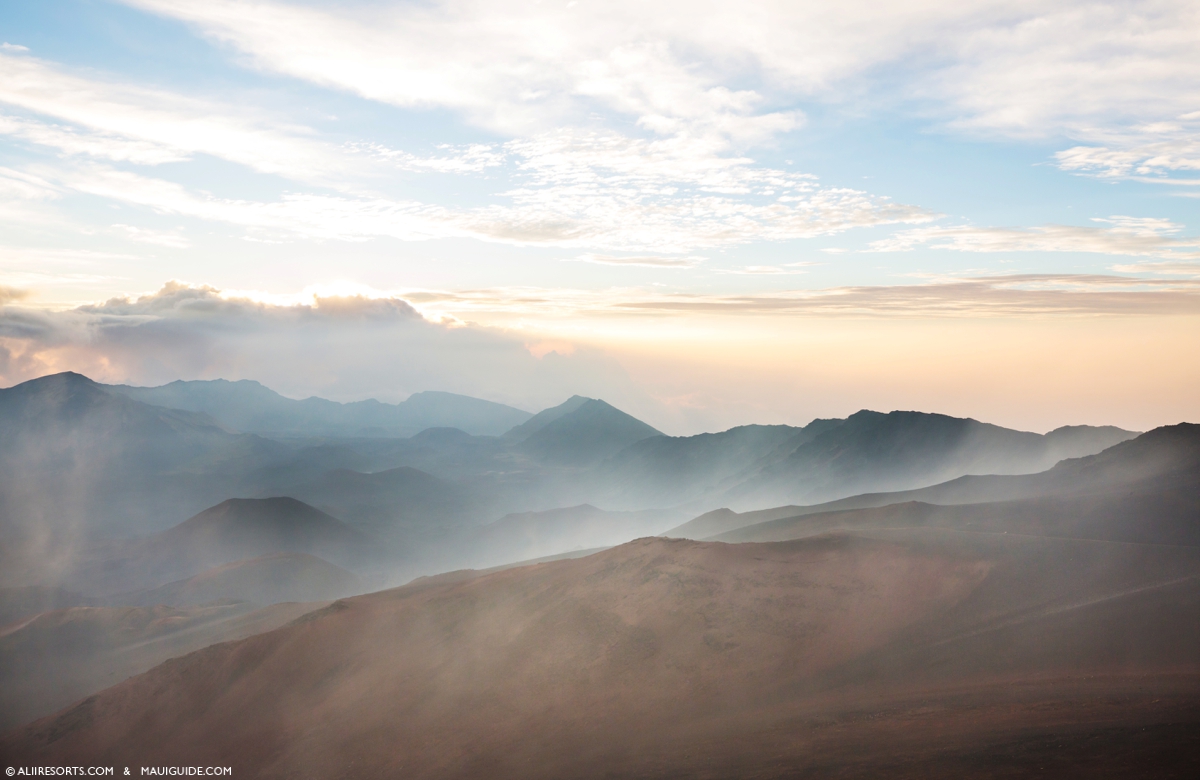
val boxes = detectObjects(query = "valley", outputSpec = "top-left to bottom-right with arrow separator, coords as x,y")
0,371 -> 1195,777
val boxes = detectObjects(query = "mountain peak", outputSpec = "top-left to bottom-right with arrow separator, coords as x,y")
151,497 -> 371,575
10,370 -> 98,392
103,377 -> 531,437
517,398 -> 662,466
502,395 -> 595,442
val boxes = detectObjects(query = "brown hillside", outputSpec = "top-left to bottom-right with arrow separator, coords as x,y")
4,533 -> 1199,778
126,552 -> 363,607
0,600 -> 322,731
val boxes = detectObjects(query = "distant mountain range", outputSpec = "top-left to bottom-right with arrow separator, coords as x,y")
668,423 -> 1199,542
2,371 -> 1198,773
106,378 -> 532,437
0,371 -> 1144,589
719,409 -> 1138,509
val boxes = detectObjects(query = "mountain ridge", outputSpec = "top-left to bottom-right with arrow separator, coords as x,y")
105,378 -> 533,437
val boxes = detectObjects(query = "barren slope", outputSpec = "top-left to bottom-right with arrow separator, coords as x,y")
0,600 -> 322,731
7,532 -> 1199,778
124,553 -> 362,607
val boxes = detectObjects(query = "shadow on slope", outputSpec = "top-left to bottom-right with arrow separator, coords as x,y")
0,600 -> 322,731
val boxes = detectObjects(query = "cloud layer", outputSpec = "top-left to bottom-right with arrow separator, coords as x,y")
5,1 -> 1196,264
0,282 -> 644,413
4,277 -> 1198,435
122,0 -> 1200,176
872,217 -> 1200,265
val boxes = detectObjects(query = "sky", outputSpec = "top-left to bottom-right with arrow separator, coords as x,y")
0,0 -> 1198,434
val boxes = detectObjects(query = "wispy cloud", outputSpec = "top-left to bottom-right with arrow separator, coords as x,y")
0,246 -> 137,300
0,42 -> 936,255
717,262 -> 820,275
49,163 -> 460,243
111,224 -> 191,248
872,217 -> 1200,260
121,1 -> 1200,169
1111,260 -> 1200,278
0,114 -> 188,166
1054,115 -> 1200,184
119,0 -> 803,143
30,1 -> 1198,258
11,142 -> 932,253
357,274 -> 1200,320
611,275 -> 1200,317
0,51 -> 356,185
350,142 -> 506,174
0,285 -> 30,305
568,254 -> 700,268
467,131 -> 936,252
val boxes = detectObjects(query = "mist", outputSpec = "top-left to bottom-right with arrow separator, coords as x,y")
3,0 -> 1200,774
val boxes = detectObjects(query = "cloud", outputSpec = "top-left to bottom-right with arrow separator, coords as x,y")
1054,117 -> 1200,184
5,3 -> 1196,274
0,286 -> 30,305
325,274 -> 1200,321
608,274 -> 1200,317
0,52 -> 361,185
0,281 -> 646,412
0,246 -> 142,295
568,254 -> 700,268
118,0 -> 803,143
4,277 -> 1197,438
1111,260 -> 1200,277
111,224 -> 191,248
871,217 -> 1200,260
716,262 -> 819,275
929,4 -> 1200,136
351,142 -> 506,174
1,19 -> 944,256
464,131 -> 936,252
120,1 -> 1200,163
18,141 -> 932,252
0,113 -> 190,166
48,163 -> 461,243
